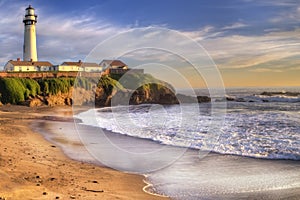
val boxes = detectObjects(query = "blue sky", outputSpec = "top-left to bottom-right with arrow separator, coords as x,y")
0,0 -> 299,87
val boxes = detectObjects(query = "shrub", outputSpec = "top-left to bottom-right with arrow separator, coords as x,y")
0,78 -> 27,104
97,75 -> 124,95
38,78 -> 75,95
20,78 -> 41,97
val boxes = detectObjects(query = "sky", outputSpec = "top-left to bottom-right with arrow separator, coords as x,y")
0,0 -> 299,87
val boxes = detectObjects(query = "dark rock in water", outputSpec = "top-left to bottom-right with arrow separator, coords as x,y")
215,96 -> 235,102
175,94 -> 210,103
260,91 -> 300,97
235,98 -> 246,102
197,96 -> 211,103
262,99 -> 269,102
226,97 -> 235,101
176,94 -> 197,103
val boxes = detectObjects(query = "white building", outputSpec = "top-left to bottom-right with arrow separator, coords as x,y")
55,60 -> 102,72
4,59 -> 53,72
99,60 -> 128,70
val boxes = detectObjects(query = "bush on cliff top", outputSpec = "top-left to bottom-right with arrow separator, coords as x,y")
109,73 -> 174,92
0,78 -> 40,104
97,75 -> 124,95
38,78 -> 74,95
0,77 -> 95,104
20,78 -> 41,98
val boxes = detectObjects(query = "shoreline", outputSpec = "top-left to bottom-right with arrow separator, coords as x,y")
0,105 -> 168,200
43,105 -> 300,199
2,104 -> 299,199
32,112 -> 173,198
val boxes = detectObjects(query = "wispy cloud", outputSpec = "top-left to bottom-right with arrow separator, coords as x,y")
0,1 -> 299,78
193,28 -> 300,71
222,22 -> 248,30
249,68 -> 282,73
0,2 -> 128,66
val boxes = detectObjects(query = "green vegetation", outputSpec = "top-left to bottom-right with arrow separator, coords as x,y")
0,78 -> 42,104
0,77 -> 97,104
98,75 -> 124,95
74,77 -> 97,91
109,73 -> 174,92
0,74 -> 171,105
21,78 -> 41,97
38,78 -> 74,95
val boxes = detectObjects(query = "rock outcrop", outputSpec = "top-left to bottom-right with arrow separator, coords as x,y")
0,76 -> 211,107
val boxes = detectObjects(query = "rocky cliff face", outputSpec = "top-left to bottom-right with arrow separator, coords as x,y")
0,76 -> 210,107
26,83 -> 211,107
95,84 -> 211,107
107,85 -> 178,106
24,87 -> 95,107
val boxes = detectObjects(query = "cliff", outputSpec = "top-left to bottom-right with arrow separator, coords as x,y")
95,74 -> 210,106
0,77 -> 95,107
0,75 -> 210,107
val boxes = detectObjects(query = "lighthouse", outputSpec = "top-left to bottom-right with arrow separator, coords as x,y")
23,5 -> 38,61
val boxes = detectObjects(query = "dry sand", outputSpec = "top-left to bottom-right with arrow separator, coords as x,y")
0,105 -> 168,200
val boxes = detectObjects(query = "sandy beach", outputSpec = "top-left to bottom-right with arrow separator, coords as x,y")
0,105 -> 167,200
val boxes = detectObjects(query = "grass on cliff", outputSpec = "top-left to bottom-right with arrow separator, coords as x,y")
0,78 -> 41,104
0,74 -> 173,105
0,77 -> 95,104
97,75 -> 124,95
38,78 -> 74,95
109,73 -> 174,92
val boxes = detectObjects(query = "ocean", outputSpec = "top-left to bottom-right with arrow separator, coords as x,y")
73,87 -> 300,199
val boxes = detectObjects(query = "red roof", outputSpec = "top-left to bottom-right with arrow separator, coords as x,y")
61,61 -> 99,67
101,60 -> 127,67
8,60 -> 53,66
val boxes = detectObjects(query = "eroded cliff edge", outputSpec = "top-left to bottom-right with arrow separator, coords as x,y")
0,74 -> 210,107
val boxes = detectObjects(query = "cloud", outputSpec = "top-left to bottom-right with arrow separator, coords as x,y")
0,1 -> 299,79
36,8 -> 129,64
192,28 -> 300,71
0,2 -> 129,66
249,68 -> 282,73
0,2 -> 27,66
182,26 -> 224,41
269,4 -> 300,23
222,22 -> 248,30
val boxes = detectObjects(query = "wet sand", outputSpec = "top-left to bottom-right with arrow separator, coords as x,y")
32,105 -> 300,200
0,105 -> 167,200
2,104 -> 299,199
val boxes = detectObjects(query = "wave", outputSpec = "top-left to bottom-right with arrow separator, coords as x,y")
219,92 -> 300,103
76,103 -> 300,161
250,94 -> 300,103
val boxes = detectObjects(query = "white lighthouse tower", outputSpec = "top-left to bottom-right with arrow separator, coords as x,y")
23,5 -> 38,61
